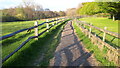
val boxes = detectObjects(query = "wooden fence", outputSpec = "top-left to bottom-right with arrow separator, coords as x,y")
1,17 -> 68,63
75,19 -> 120,65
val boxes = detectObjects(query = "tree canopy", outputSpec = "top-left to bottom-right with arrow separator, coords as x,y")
77,2 -> 120,20
77,2 -> 102,15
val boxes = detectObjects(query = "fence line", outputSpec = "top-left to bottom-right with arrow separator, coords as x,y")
2,18 -> 68,63
77,20 -> 120,39
75,19 -> 119,65
0,19 -> 62,41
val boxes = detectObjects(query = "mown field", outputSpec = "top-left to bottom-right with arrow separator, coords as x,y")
1,19 -> 68,66
1,20 -> 45,35
79,17 -> 119,48
79,17 -> 118,33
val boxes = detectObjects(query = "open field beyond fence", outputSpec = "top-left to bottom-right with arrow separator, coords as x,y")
1,18 -> 69,66
79,17 -> 119,48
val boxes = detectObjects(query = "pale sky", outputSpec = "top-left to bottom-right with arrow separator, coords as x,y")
0,0 -> 94,11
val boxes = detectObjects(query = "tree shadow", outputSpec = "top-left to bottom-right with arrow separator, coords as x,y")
2,20 -> 69,66
38,26 -> 46,30
90,30 -> 119,48
2,25 -> 47,47
62,28 -> 72,32
110,37 -> 116,42
53,21 -> 93,67
2,32 -> 34,46
94,34 -> 119,48
61,33 -> 73,38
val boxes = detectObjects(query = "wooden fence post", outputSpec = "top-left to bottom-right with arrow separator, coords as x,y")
95,33 -> 96,37
89,23 -> 92,38
34,21 -> 38,40
103,27 -> 107,41
56,18 -> 58,24
52,19 -> 54,26
46,19 -> 49,32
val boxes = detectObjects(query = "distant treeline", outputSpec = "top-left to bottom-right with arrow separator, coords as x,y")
1,6 -> 66,22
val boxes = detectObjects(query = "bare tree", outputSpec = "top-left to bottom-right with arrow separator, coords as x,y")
66,8 -> 77,16
22,0 -> 43,20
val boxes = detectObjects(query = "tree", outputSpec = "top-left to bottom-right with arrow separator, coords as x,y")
76,3 -> 83,14
66,8 -> 77,16
97,2 -> 120,21
77,2 -> 120,21
22,0 -> 43,20
15,6 -> 26,20
1,0 -> 66,22
78,2 -> 102,15
58,11 -> 66,16
43,11 -> 58,18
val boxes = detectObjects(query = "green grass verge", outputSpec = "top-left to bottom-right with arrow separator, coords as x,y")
79,17 -> 119,48
2,20 -> 68,66
73,22 -> 116,66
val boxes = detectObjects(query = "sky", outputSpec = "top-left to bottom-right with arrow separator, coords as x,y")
0,0 -> 94,11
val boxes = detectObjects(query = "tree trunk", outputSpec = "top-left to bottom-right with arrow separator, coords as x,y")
116,12 -> 120,20
112,15 -> 115,21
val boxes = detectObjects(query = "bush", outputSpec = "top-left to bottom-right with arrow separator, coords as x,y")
15,13 -> 26,20
95,13 -> 110,17
2,15 -> 20,22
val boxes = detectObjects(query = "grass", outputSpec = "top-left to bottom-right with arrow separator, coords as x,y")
1,20 -> 42,36
73,22 -> 116,66
1,19 -> 54,36
2,19 -> 68,66
79,17 -> 119,48
79,17 -> 118,33
2,20 -> 46,59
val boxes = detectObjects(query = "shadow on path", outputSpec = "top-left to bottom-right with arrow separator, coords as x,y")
50,21 -> 94,67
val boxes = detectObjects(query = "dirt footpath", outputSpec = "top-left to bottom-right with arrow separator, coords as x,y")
49,21 -> 100,66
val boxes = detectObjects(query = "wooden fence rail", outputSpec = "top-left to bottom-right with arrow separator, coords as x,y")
77,20 -> 120,39
75,19 -> 120,65
2,18 -> 68,63
0,19 -> 62,41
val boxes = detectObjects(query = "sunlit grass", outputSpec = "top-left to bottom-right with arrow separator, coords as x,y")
2,19 -> 68,66
79,17 -> 118,33
73,22 -> 115,66
79,17 -> 119,48
1,20 -> 45,36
